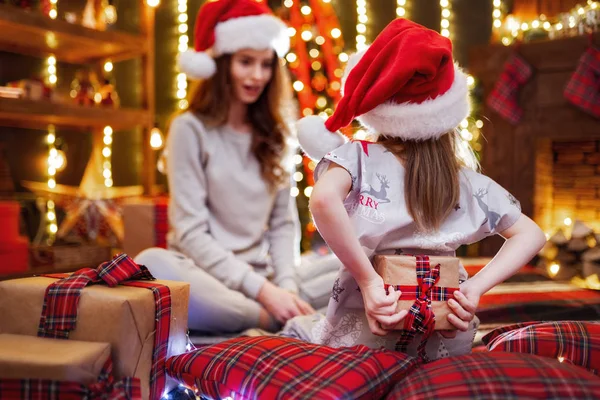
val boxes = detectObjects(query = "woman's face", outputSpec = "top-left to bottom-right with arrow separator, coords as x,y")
229,48 -> 275,104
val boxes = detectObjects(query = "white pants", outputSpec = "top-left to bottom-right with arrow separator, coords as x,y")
134,248 -> 341,333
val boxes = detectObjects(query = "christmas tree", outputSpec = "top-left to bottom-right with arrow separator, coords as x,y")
276,0 -> 347,251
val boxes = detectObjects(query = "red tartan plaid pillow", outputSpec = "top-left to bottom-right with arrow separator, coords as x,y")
386,352 -> 600,400
482,321 -> 600,375
166,336 -> 417,400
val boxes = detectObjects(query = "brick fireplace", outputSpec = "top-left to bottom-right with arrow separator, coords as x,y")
535,140 -> 600,234
470,33 -> 600,256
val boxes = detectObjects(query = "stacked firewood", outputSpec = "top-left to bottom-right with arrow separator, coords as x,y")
538,220 -> 600,286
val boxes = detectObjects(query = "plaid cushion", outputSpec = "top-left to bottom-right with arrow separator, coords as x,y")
564,47 -> 600,119
166,336 -> 417,400
482,321 -> 600,375
386,352 -> 600,400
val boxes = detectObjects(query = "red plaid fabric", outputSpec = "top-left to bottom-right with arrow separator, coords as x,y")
486,53 -> 533,124
123,280 -> 172,399
166,336 -> 417,400
386,352 -> 600,400
393,255 -> 453,362
384,284 -> 455,301
482,320 -> 600,375
38,253 -> 154,338
564,47 -> 600,119
0,357 -> 141,400
37,254 -> 171,400
154,198 -> 169,248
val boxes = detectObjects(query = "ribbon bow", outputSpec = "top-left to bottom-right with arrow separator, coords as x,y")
38,253 -> 155,336
394,255 -> 445,362
85,358 -> 142,399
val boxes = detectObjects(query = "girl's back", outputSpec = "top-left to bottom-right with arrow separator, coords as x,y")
315,141 -> 521,258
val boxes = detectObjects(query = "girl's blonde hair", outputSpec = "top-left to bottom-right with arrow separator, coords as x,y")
182,53 -> 295,190
377,131 -> 478,232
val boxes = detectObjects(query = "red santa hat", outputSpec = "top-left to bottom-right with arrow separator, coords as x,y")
298,18 -> 470,160
178,0 -> 290,80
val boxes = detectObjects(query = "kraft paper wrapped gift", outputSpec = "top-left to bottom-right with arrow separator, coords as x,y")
0,334 -> 110,384
123,197 -> 169,258
0,334 -> 141,398
0,274 -> 189,399
373,255 -> 460,331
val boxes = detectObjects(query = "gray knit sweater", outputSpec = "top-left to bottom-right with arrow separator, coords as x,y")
166,111 -> 300,299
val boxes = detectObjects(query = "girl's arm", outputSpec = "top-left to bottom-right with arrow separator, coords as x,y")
448,213 -> 546,331
466,213 -> 546,295
310,164 -> 406,335
310,164 -> 377,285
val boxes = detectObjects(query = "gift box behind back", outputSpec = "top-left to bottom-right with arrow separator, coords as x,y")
373,255 -> 460,331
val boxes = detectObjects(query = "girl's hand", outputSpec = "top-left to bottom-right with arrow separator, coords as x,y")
359,276 -> 408,336
445,280 -> 480,332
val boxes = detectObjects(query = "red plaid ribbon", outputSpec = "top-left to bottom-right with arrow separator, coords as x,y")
154,199 -> 169,248
392,255 -> 457,362
37,253 -> 172,400
384,285 -> 454,302
0,357 -> 141,400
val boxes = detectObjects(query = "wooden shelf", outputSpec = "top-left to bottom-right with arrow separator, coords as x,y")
0,98 -> 150,130
0,4 -> 148,63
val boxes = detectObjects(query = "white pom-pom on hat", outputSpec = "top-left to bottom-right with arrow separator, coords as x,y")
297,115 -> 348,161
177,50 -> 217,80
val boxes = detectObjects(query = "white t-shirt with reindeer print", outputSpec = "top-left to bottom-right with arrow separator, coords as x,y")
299,140 -> 521,360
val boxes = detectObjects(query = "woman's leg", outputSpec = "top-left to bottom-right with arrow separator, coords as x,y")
135,248 -> 265,333
296,253 -> 342,311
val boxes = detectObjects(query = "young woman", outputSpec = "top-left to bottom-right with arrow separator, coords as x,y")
284,19 -> 546,361
135,0 -> 339,333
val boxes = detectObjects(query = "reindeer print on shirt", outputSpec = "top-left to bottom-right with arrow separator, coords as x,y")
361,173 -> 391,204
348,173 -> 391,224
473,188 -> 501,233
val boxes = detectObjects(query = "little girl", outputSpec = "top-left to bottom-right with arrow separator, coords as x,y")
287,19 -> 546,361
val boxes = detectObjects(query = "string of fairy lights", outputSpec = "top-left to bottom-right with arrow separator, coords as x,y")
46,0 -> 59,239
493,0 -> 503,29
492,0 -> 598,46
48,0 -> 57,19
46,125 -> 58,241
356,0 -> 368,51
176,0 -> 189,110
396,0 -> 407,18
440,0 -> 451,38
102,125 -> 113,188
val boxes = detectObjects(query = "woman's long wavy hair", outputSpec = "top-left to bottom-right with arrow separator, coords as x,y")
377,131 -> 479,232
181,53 -> 295,190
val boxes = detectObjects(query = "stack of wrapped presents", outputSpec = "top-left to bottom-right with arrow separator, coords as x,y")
0,253 -> 190,399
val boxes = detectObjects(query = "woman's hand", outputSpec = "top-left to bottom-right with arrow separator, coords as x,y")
359,275 -> 408,336
256,281 -> 313,324
292,294 -> 316,315
443,280 -> 480,336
